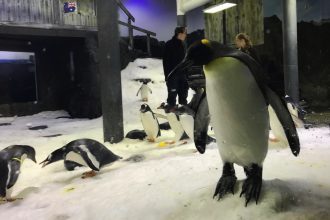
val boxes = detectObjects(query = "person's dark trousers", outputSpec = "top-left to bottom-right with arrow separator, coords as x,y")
166,75 -> 189,107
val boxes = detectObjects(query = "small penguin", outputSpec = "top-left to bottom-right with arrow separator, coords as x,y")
40,138 -> 121,178
158,104 -> 189,142
168,39 -> 300,206
0,145 -> 36,202
136,81 -> 152,102
176,88 -> 215,153
140,104 -> 161,142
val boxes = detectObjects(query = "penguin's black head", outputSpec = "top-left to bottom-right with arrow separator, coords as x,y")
40,148 -> 66,168
19,145 -> 37,163
6,145 -> 37,163
167,39 -> 214,80
140,104 -> 151,113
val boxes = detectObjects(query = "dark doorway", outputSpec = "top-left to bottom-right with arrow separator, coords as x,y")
0,51 -> 37,104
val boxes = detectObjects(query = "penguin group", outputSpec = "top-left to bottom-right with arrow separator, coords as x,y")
0,138 -> 121,202
168,39 -> 301,206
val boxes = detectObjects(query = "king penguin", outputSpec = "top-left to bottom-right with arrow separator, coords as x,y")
0,145 -> 36,202
140,104 -> 161,142
40,138 -> 121,178
168,39 -> 300,206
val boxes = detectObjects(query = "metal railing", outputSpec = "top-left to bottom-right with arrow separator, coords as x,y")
116,0 -> 156,55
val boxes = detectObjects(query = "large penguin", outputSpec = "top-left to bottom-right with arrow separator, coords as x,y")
140,104 -> 161,142
168,39 -> 300,206
40,138 -> 121,178
0,145 -> 36,202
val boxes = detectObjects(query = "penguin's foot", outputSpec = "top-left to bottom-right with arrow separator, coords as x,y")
147,138 -> 155,142
81,170 -> 97,179
142,98 -> 148,102
240,164 -> 263,206
213,163 -> 237,200
0,197 -> 23,203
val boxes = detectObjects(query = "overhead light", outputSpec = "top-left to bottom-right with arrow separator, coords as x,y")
203,1 -> 237,14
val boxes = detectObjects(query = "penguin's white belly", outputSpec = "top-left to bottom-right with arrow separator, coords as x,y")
141,85 -> 149,100
179,114 -> 194,140
140,112 -> 159,140
204,57 -> 269,167
167,112 -> 185,141
66,151 -> 89,167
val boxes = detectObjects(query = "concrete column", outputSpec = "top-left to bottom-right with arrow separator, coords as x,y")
282,0 -> 299,103
97,0 -> 124,143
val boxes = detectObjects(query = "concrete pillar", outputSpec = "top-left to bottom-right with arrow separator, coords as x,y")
282,0 -> 299,103
97,0 -> 124,143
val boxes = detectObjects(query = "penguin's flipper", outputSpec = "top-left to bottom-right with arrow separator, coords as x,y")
6,160 -> 20,189
0,160 -> 8,198
75,150 -> 100,171
193,92 -> 210,154
64,160 -> 84,171
265,87 -> 300,156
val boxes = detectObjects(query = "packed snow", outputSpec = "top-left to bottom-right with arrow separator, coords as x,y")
0,58 -> 330,220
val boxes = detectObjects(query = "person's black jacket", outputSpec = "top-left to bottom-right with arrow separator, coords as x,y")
162,37 -> 185,80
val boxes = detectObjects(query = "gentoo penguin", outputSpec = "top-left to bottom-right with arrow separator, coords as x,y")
176,88 -> 216,153
140,104 -> 161,142
40,138 -> 121,178
136,81 -> 152,102
0,145 -> 36,202
157,103 -> 189,142
168,39 -> 300,206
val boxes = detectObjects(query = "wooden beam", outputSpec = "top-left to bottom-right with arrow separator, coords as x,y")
97,0 -> 124,143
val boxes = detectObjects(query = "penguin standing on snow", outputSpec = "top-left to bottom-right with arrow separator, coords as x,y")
157,103 -> 188,142
40,139 -> 121,178
0,145 -> 36,202
140,104 -> 161,142
136,81 -> 152,102
168,39 -> 300,206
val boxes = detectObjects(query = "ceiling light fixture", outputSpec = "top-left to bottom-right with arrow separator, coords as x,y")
203,1 -> 237,13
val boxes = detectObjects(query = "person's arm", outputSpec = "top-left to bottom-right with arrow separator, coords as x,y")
162,44 -> 171,79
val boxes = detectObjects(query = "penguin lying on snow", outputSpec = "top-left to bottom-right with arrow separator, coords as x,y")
0,145 -> 36,202
168,39 -> 300,206
140,104 -> 161,142
40,139 -> 122,178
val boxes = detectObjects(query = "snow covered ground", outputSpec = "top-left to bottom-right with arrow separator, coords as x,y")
0,58 -> 330,220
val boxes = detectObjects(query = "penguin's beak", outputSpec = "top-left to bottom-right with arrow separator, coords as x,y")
39,159 -> 50,168
167,58 -> 194,80
31,156 -> 37,163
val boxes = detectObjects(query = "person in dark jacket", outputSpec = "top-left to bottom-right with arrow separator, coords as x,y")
162,27 -> 188,111
235,33 -> 261,64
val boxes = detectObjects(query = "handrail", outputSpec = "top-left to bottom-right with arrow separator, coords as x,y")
116,0 -> 156,56
115,0 -> 135,22
118,20 -> 156,36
